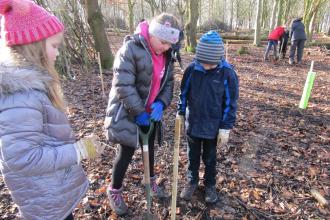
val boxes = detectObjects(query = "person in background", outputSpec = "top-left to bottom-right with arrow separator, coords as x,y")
0,1 -> 103,219
289,17 -> 307,65
177,31 -> 239,203
172,30 -> 184,71
264,25 -> 286,61
279,29 -> 290,59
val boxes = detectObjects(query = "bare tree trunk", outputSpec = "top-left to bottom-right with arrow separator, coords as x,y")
85,0 -> 113,69
128,0 -> 134,34
160,0 -> 166,12
176,0 -> 186,28
145,0 -> 159,16
275,0 -> 284,27
283,0 -> 292,24
185,0 -> 199,52
269,0 -> 278,30
229,0 -> 234,30
236,0 -> 239,29
303,0 -> 327,41
223,0 -> 226,23
261,0 -> 268,29
140,0 -> 145,19
308,12 -> 316,41
254,0 -> 262,46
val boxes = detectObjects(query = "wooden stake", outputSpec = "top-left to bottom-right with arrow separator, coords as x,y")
310,60 -> 314,72
97,52 -> 106,99
226,41 -> 229,61
171,116 -> 182,220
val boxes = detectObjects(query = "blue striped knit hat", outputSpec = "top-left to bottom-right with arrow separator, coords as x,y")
196,31 -> 225,65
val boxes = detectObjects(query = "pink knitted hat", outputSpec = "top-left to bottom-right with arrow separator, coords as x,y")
0,0 -> 64,46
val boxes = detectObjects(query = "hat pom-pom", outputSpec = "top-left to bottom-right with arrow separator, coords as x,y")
0,0 -> 12,15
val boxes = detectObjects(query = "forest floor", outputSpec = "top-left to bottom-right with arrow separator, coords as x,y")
1,35 -> 329,220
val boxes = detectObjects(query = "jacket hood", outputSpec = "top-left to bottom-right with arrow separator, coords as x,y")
0,63 -> 51,96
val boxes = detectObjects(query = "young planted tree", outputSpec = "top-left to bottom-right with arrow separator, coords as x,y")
254,0 -> 262,46
185,0 -> 199,52
85,0 -> 114,69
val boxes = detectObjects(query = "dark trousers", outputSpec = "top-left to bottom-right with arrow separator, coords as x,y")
279,39 -> 288,58
111,127 -> 156,189
264,40 -> 278,59
186,135 -> 217,187
289,40 -> 305,62
64,214 -> 74,220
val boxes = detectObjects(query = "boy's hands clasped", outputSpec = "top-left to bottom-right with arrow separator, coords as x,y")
74,135 -> 104,163
217,129 -> 230,146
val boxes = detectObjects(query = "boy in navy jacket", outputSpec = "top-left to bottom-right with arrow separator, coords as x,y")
177,31 -> 239,203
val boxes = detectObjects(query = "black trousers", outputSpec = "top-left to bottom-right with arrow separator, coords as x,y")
111,127 -> 156,189
186,135 -> 217,187
289,39 -> 305,62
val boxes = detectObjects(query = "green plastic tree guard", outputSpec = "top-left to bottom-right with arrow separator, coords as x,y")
299,70 -> 316,109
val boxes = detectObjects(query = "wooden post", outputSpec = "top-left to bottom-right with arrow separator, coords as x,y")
97,52 -> 106,99
170,116 -> 182,220
226,41 -> 229,61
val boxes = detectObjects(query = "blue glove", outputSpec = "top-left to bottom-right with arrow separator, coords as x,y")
150,101 -> 164,121
135,112 -> 150,126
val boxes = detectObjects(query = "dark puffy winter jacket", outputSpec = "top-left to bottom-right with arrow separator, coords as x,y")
104,34 -> 175,148
290,18 -> 307,41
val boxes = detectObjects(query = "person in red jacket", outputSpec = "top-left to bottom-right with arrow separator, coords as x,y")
264,26 -> 286,61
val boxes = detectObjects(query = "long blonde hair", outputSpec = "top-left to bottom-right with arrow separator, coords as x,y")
10,40 -> 66,111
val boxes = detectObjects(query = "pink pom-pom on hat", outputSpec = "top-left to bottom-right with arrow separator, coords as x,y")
0,0 -> 64,46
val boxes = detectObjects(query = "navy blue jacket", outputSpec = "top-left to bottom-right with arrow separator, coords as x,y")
178,60 -> 239,139
290,18 -> 307,41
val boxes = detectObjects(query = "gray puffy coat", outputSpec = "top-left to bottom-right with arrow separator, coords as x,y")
290,18 -> 307,41
104,34 -> 175,148
0,64 -> 88,220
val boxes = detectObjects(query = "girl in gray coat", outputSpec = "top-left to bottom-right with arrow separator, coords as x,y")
104,13 -> 181,215
0,1 -> 103,219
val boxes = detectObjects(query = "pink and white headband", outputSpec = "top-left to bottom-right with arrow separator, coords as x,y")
149,20 -> 180,44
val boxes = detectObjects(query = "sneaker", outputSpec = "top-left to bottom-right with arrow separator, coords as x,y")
107,186 -> 128,216
297,61 -> 302,65
150,176 -> 166,198
180,183 -> 197,201
205,186 -> 218,203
